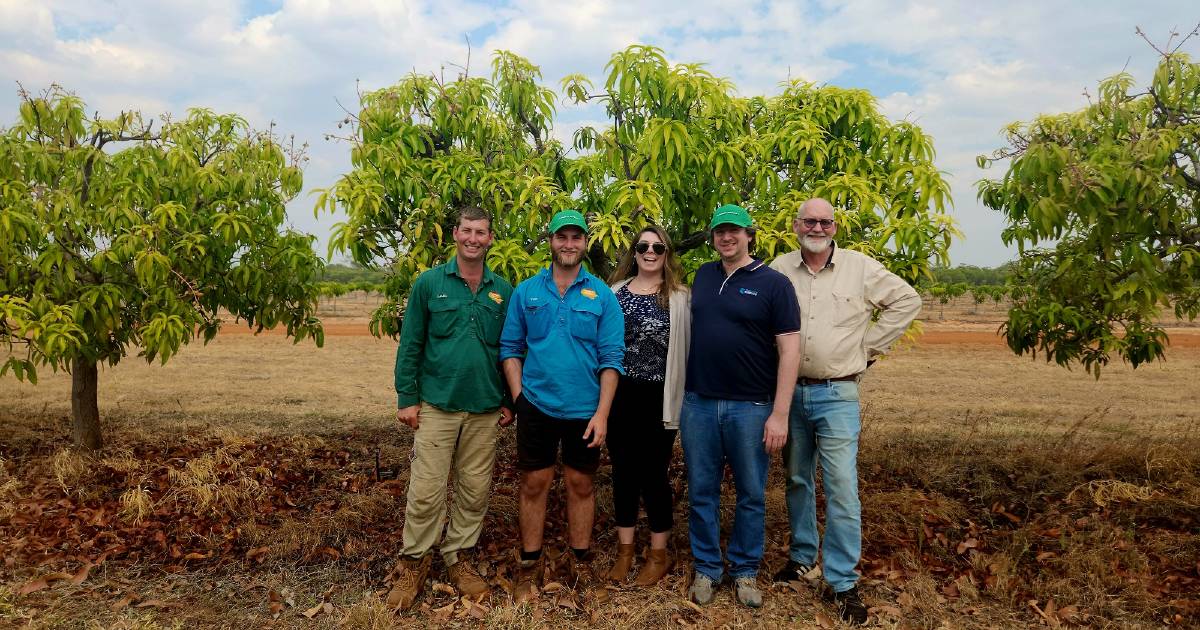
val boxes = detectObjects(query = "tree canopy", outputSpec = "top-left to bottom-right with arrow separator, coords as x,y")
0,86 -> 324,449
978,48 -> 1200,375
320,46 -> 957,335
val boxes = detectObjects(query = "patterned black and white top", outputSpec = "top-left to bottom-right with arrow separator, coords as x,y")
616,284 -> 670,382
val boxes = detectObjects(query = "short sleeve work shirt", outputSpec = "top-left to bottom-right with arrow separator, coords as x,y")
393,258 -> 514,413
499,267 -> 625,420
686,259 -> 801,401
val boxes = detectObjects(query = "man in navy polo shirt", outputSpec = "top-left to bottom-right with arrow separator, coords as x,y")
682,204 -> 802,608
499,209 -> 625,606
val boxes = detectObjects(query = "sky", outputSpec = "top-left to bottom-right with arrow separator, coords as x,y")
1,0 -> 1196,267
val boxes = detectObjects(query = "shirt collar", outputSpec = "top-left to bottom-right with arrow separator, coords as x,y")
823,242 -> 838,269
722,257 -> 765,276
540,264 -> 592,290
792,243 -> 838,272
444,256 -> 496,285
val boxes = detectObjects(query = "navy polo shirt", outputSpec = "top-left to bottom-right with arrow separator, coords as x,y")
686,259 -> 801,401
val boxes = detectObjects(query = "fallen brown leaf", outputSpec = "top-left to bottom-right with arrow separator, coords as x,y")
431,602 -> 455,622
111,594 -> 136,611
814,611 -> 836,628
134,599 -> 174,609
17,578 -> 49,595
467,602 -> 487,620
69,562 -> 93,585
301,603 -> 324,618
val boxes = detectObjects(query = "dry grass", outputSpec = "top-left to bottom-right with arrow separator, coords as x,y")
2,299 -> 1198,628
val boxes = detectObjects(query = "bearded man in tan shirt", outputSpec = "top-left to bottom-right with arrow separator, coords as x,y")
768,197 -> 921,625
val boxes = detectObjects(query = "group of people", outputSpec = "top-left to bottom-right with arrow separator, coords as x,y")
385,199 -> 921,625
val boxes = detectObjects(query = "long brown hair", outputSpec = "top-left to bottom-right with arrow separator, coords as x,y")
607,225 -> 685,310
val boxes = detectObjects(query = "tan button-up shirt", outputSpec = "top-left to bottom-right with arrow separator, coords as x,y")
770,245 -> 921,379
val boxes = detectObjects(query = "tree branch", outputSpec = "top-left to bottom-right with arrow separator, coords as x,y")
676,230 -> 709,253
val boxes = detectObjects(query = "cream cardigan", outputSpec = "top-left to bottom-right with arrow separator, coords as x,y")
610,278 -> 691,429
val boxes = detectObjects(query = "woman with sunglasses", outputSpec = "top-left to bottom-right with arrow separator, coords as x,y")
604,225 -> 691,586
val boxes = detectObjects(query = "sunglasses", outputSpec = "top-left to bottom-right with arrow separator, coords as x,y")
800,218 -> 835,229
634,241 -> 667,255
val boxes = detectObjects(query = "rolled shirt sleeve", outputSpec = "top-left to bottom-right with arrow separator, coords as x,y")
596,288 -> 626,374
499,283 -> 529,362
394,274 -> 430,408
863,263 -> 922,359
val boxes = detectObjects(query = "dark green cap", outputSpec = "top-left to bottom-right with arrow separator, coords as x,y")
548,209 -> 588,234
709,204 -> 753,230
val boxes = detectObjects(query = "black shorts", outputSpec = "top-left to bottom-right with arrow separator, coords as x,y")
515,393 -> 601,474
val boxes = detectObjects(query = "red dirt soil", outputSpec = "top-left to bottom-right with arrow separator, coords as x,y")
218,320 -> 1200,348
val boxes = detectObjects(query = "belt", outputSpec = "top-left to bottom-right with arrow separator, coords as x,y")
797,374 -> 859,386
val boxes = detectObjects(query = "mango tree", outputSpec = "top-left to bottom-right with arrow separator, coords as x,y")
324,46 -> 958,336
0,86 -> 324,450
318,52 -> 570,336
978,47 -> 1200,375
562,45 -> 958,282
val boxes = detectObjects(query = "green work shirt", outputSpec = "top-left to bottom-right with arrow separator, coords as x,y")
394,257 -> 514,413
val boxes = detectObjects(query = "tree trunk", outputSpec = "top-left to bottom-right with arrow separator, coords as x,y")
71,357 -> 102,451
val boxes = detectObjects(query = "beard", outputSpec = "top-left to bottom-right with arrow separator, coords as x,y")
801,234 -> 832,254
553,249 -> 582,268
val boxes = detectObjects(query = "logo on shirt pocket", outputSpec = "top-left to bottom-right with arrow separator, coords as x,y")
739,288 -> 759,296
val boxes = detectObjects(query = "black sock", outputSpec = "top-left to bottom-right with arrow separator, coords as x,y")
572,547 -> 589,560
520,549 -> 542,562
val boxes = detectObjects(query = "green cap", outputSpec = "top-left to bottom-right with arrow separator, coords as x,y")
709,204 -> 753,230
548,209 -> 588,234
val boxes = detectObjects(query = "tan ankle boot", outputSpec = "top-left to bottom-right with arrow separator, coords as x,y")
634,548 -> 672,586
607,543 -> 636,582
384,554 -> 431,611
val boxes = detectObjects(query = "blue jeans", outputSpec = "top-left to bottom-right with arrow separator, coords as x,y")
679,391 -> 772,582
785,380 -> 862,593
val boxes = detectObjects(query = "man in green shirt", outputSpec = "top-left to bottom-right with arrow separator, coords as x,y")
385,206 -> 515,611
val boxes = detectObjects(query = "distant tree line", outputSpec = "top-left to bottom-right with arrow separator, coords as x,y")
929,263 -> 1015,286
319,263 -> 387,284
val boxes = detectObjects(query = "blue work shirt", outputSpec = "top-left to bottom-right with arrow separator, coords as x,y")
500,266 -> 626,420
686,259 -> 801,401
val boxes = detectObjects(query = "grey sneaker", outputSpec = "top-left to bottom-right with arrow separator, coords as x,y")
688,572 -> 717,605
734,576 -> 763,608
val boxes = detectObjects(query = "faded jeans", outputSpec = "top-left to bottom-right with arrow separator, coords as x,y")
784,380 -> 862,593
679,391 -> 772,582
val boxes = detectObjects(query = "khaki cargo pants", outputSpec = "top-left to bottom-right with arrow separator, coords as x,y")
400,403 -> 500,566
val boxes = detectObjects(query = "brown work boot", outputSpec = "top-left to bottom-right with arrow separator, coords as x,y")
384,554 -> 431,612
512,554 -> 544,604
567,551 -> 610,605
634,547 -> 672,586
448,557 -> 489,597
606,543 -> 636,582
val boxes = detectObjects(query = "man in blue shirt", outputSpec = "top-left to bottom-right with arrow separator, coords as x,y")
681,204 -> 802,608
499,209 -> 625,606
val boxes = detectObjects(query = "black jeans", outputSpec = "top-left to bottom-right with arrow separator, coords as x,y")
608,375 -> 677,533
